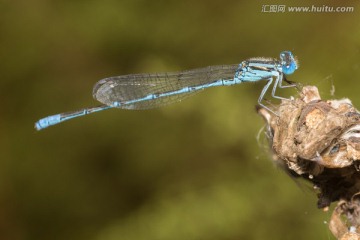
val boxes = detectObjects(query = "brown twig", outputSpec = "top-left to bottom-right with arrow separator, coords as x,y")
258,86 -> 360,240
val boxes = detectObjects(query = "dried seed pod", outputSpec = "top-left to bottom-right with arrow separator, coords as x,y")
258,86 -> 360,239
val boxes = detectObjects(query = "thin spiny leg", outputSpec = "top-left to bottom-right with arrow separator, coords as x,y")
271,74 -> 288,101
283,75 -> 302,91
278,74 -> 297,88
258,78 -> 277,115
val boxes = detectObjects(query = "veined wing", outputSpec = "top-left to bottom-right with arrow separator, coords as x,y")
93,64 -> 239,110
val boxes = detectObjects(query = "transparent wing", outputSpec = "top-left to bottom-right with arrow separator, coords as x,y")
93,64 -> 239,110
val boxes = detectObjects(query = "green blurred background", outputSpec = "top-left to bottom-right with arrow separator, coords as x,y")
2,0 -> 360,239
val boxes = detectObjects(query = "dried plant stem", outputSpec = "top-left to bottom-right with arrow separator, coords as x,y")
258,86 -> 360,240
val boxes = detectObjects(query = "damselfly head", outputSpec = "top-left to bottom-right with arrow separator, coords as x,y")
280,51 -> 298,75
